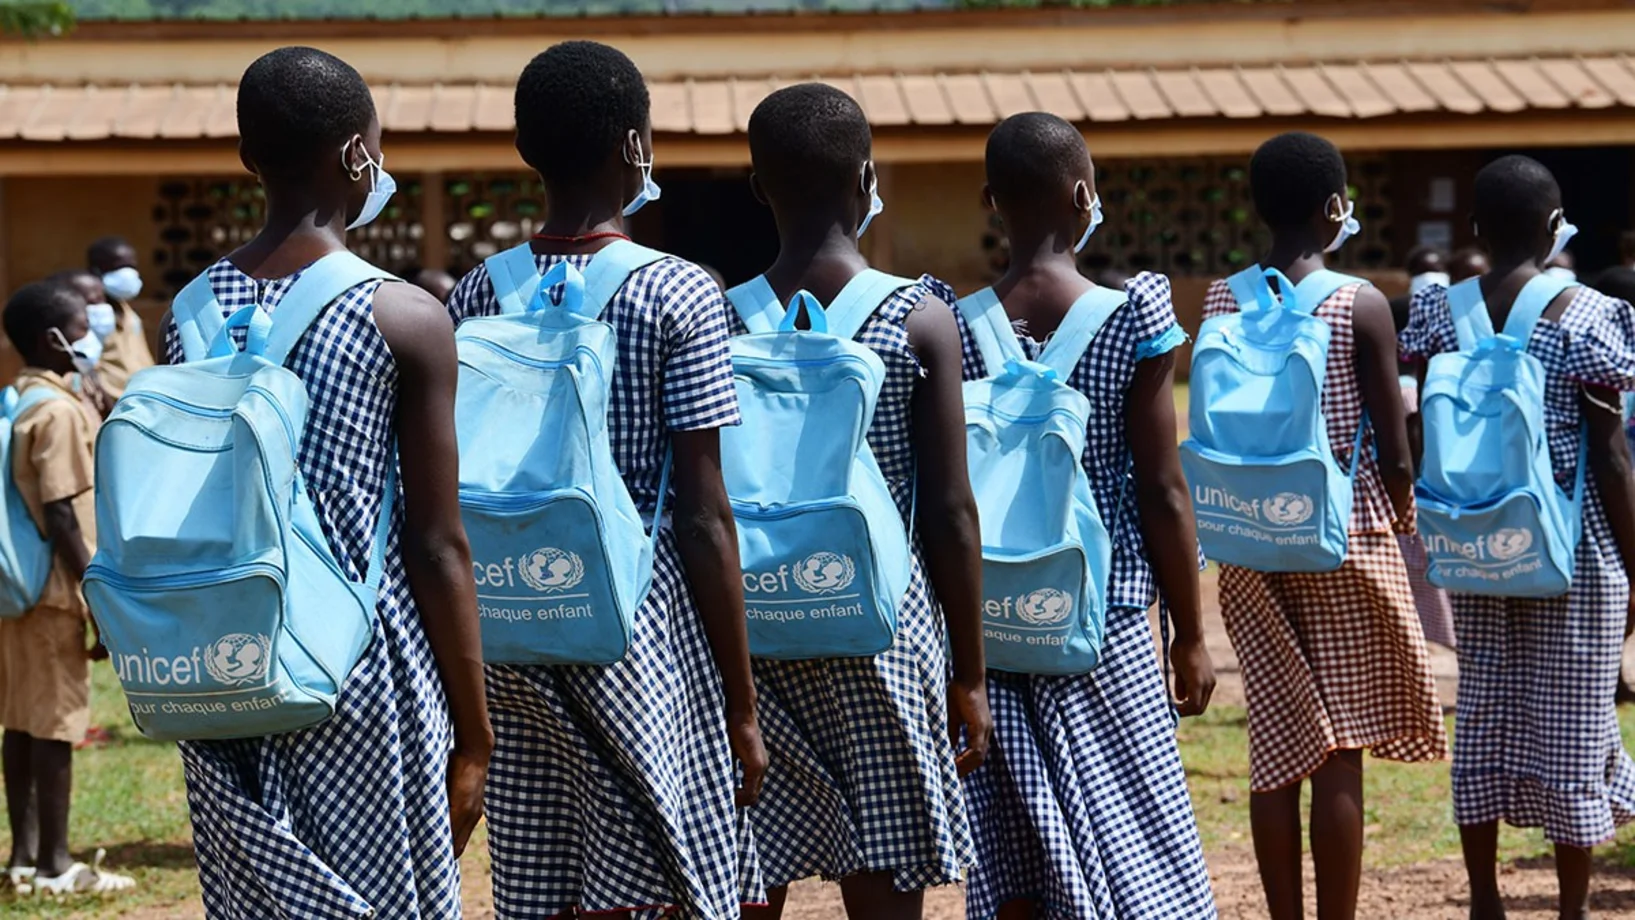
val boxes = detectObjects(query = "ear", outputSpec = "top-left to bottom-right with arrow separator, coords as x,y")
623,129 -> 644,166
340,134 -> 366,180
861,160 -> 878,194
238,141 -> 258,179
980,184 -> 996,213
1072,180 -> 1094,213
749,172 -> 769,207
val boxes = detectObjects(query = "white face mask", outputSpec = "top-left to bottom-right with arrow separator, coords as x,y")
344,146 -> 397,232
1325,195 -> 1361,254
1073,183 -> 1104,254
1544,266 -> 1578,282
1545,208 -> 1578,268
101,267 -> 142,302
85,302 -> 117,341
1408,272 -> 1450,296
857,162 -> 884,238
49,326 -> 100,376
622,132 -> 662,218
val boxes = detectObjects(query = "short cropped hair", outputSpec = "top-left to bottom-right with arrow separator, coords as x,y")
1249,132 -> 1348,231
748,83 -> 872,206
237,47 -> 376,181
984,112 -> 1089,206
4,281 -> 83,361
515,41 -> 650,183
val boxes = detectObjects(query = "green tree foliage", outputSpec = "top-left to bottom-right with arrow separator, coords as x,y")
1,1 -> 74,35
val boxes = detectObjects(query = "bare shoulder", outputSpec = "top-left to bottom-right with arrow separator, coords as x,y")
370,280 -> 455,365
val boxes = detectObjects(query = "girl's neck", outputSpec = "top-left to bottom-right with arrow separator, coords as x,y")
1261,237 -> 1327,282
232,196 -> 350,279
764,223 -> 868,301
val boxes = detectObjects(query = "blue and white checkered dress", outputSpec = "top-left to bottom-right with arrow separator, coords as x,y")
163,260 -> 461,920
724,276 -> 976,892
953,273 -> 1216,920
447,252 -> 760,919
1402,282 -> 1635,846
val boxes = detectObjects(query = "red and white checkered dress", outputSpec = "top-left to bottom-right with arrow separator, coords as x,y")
1203,277 -> 1448,792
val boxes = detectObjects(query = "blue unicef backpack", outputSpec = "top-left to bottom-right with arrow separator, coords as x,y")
460,241 -> 669,665
1181,266 -> 1368,572
956,285 -> 1122,675
1416,274 -> 1582,597
0,386 -> 66,619
84,253 -> 396,742
722,272 -> 915,659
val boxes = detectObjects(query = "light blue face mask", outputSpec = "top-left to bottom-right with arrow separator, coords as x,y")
1545,208 -> 1578,267
623,132 -> 662,218
1074,185 -> 1104,254
858,162 -> 884,238
344,147 -> 396,232
86,302 -> 117,341
50,326 -> 100,375
1325,195 -> 1361,254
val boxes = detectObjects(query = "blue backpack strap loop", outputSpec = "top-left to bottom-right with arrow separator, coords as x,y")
779,292 -> 829,334
172,272 -> 228,364
1039,285 -> 1127,379
726,275 -> 783,334
207,305 -> 274,358
1502,275 -> 1575,347
363,445 -> 398,593
953,287 -> 1026,375
582,240 -> 669,317
484,242 -> 545,316
1292,269 -> 1368,316
826,269 -> 917,342
264,252 -> 394,366
530,261 -> 589,316
1447,278 -> 1495,352
11,386 -> 64,420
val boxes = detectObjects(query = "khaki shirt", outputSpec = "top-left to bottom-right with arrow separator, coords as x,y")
97,299 -> 155,399
11,370 -> 98,616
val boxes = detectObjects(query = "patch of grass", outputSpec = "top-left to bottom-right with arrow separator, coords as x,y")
1180,705 -> 1635,868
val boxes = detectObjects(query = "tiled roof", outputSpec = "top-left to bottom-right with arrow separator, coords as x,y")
4,55 -> 1630,140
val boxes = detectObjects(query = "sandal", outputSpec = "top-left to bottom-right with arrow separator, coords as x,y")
33,850 -> 134,896
7,866 -> 34,896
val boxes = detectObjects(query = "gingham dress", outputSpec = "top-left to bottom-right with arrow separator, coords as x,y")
447,252 -> 761,919
724,276 -> 975,892
1401,282 -> 1635,846
164,260 -> 461,920
1204,276 -> 1448,793
953,273 -> 1216,920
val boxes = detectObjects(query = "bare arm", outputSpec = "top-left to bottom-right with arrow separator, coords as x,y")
669,427 -> 766,806
907,295 -> 991,775
1353,285 -> 1415,523
1582,384 -> 1635,632
1126,351 -> 1215,716
371,281 -> 492,855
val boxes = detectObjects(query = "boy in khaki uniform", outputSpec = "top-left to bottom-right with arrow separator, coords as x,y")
84,237 -> 154,399
0,281 -> 132,897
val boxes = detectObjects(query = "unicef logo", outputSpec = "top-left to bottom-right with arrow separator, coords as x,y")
203,633 -> 272,686
793,552 -> 857,594
1017,588 -> 1074,627
1487,528 -> 1534,562
518,548 -> 585,593
1263,492 -> 1315,526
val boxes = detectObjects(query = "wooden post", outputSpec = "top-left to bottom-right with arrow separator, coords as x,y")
419,170 -> 449,271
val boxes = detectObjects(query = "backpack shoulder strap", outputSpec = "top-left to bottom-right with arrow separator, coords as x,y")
1294,269 -> 1368,315
1502,274 -> 1576,346
483,242 -> 544,316
953,287 -> 1026,375
581,241 -> 670,316
1446,278 -> 1495,352
171,271 -> 227,364
1039,285 -> 1127,379
264,252 -> 395,365
724,275 -> 783,334
11,386 -> 64,420
826,269 -> 918,342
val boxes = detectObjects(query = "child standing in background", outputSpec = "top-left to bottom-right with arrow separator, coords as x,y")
731,83 -> 990,920
0,281 -> 133,896
955,112 -> 1217,920
1206,132 -> 1447,920
1401,155 -> 1635,919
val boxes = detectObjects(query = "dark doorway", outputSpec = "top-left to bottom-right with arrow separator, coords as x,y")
640,168 -> 779,287
1491,146 -> 1633,275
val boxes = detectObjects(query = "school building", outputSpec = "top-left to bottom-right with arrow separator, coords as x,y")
1,0 -> 1633,350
